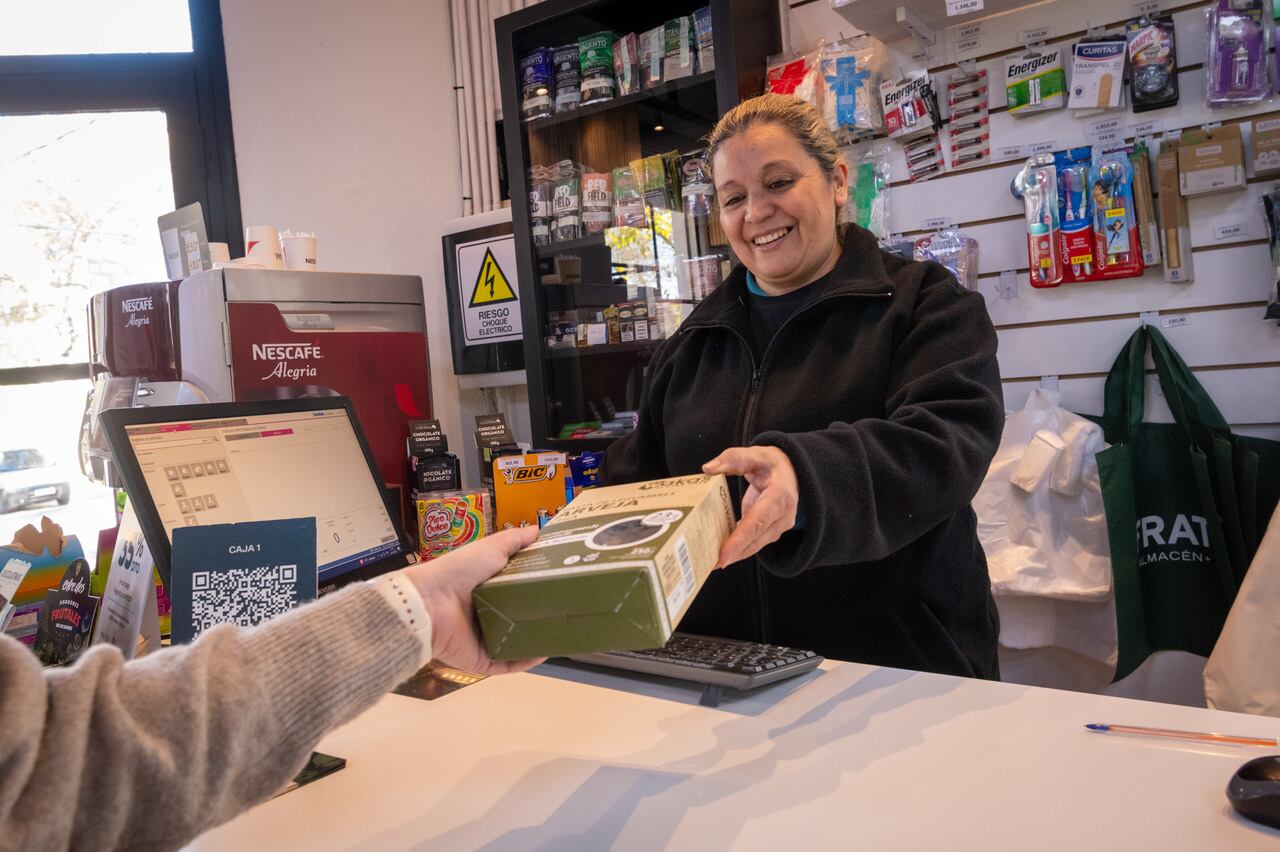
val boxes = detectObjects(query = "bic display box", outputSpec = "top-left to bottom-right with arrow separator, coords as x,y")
493,452 -> 569,529
474,474 -> 735,661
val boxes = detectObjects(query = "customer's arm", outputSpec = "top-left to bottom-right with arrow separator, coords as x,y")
708,267 -> 1003,575
0,527 -> 538,852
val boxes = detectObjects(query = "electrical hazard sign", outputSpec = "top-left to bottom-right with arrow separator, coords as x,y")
455,234 -> 522,346
468,248 -> 518,306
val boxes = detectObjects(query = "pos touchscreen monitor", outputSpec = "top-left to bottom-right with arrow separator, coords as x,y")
99,397 -> 414,592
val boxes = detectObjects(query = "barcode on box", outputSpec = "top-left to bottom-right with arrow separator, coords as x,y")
665,536 -> 696,617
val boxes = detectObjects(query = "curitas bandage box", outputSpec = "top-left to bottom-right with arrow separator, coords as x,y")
474,474 -> 735,661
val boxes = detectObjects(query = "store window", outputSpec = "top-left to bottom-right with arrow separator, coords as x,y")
0,1 -> 192,56
0,0 -> 240,559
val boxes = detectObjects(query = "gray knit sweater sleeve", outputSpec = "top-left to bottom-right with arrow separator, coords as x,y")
0,582 -> 422,852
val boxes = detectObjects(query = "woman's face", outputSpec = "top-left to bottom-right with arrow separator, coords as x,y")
713,122 -> 848,294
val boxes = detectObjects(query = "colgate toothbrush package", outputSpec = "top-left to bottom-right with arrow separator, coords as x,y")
1056,149 -> 1094,280
1019,155 -> 1062,288
1090,151 -> 1140,277
1042,147 -> 1144,284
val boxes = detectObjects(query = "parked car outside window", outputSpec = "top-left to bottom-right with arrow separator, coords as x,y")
0,449 -> 71,512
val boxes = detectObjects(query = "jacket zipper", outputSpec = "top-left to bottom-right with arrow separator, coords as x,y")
683,289 -> 893,641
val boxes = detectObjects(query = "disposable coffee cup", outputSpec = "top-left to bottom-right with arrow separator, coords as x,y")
208,242 -> 231,263
245,225 -> 284,268
282,235 -> 318,270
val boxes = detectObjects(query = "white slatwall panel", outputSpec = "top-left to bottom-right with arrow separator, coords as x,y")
787,0 -> 1280,435
996,306 -> 1279,376
978,244 -> 1274,325
1002,367 -> 1280,422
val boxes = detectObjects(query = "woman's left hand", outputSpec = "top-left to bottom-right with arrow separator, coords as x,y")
702,446 -> 800,568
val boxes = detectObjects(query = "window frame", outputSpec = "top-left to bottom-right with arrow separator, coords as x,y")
0,0 -> 242,386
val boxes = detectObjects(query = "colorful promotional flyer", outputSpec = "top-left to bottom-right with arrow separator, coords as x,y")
93,502 -> 157,660
33,557 -> 99,667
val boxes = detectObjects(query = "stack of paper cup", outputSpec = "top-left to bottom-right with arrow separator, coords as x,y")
245,226 -> 284,268
282,233 -> 318,270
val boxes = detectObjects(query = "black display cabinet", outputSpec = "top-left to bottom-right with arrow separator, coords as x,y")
496,0 -> 780,452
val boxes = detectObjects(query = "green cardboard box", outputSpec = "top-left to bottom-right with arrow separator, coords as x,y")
474,474 -> 734,661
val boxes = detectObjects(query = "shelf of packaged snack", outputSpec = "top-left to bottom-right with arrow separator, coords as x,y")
523,71 -> 716,132
546,339 -> 660,359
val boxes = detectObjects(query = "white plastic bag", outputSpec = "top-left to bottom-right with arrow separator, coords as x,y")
976,390 -> 1112,599
1204,505 -> 1280,716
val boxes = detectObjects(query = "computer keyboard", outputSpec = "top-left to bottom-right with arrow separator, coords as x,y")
570,633 -> 823,706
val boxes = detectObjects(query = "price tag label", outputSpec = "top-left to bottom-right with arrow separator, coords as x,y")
995,144 -> 1027,161
1087,117 -> 1125,146
1029,141 -> 1056,154
954,22 -> 984,56
1018,25 -> 1053,46
947,0 -> 984,17
922,216 -> 955,230
1131,119 -> 1162,138
1160,315 -> 1190,329
1132,0 -> 1160,15
1214,223 -> 1246,240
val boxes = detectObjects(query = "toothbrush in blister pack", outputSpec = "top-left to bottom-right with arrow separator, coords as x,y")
1091,152 -> 1136,268
1058,162 -> 1092,278
1018,155 -> 1062,287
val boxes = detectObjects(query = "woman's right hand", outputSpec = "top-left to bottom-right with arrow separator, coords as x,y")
401,527 -> 543,675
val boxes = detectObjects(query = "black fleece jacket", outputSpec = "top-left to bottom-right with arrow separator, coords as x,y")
605,225 -> 1005,678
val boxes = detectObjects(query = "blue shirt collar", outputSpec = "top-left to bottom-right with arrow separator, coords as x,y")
745,270 -> 768,296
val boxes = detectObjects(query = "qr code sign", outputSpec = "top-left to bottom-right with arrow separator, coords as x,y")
190,564 -> 299,636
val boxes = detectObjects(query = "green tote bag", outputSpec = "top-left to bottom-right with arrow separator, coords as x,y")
1141,328 -> 1280,576
1095,327 -> 1238,680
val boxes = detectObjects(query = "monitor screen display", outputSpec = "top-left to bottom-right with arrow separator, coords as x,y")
120,406 -> 404,584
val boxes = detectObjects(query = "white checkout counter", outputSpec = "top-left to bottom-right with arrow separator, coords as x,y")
188,659 -> 1280,850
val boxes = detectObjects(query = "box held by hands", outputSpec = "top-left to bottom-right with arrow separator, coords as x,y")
474,474 -> 735,661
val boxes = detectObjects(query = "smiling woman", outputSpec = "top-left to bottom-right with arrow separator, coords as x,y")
604,93 -> 1007,680
706,94 -> 848,295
